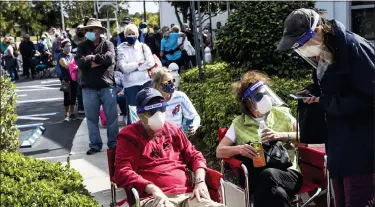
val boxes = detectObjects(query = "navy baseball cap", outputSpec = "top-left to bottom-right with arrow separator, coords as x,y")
277,8 -> 320,51
136,87 -> 164,108
122,17 -> 132,25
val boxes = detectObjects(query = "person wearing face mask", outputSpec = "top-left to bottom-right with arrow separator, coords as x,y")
117,23 -> 155,126
58,40 -> 78,122
114,87 -> 225,207
277,9 -> 374,207
75,18 -> 118,155
138,22 -> 148,43
160,26 -> 186,68
151,67 -> 200,136
216,71 -> 302,207
72,25 -> 86,53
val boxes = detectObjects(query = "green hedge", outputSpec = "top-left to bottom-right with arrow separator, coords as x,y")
0,76 -> 19,152
0,152 -> 100,207
215,1 -> 315,78
181,63 -> 312,153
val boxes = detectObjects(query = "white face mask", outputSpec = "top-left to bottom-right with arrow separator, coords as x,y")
147,111 -> 166,131
256,95 -> 273,115
141,28 -> 148,33
299,44 -> 322,57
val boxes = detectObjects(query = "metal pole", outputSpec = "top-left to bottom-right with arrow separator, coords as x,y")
143,0 -> 147,22
209,2 -> 213,48
227,1 -> 230,17
107,8 -> 111,38
60,0 -> 65,31
191,1 -> 202,78
198,1 -> 204,65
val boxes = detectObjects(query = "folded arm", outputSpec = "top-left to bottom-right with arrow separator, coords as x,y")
117,48 -> 139,74
94,41 -> 115,68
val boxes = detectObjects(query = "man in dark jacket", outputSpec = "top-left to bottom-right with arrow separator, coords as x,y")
19,34 -> 36,78
278,9 -> 374,206
75,18 -> 118,155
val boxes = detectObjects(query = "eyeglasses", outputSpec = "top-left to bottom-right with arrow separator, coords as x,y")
162,79 -> 175,85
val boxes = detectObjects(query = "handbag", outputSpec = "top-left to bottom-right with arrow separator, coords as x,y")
296,100 -> 328,144
141,44 -> 162,77
262,141 -> 292,169
60,79 -> 70,92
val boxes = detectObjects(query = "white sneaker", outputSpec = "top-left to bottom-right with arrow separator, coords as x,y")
64,114 -> 70,122
77,110 -> 85,114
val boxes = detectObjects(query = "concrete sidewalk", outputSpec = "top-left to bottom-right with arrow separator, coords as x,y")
69,118 -> 128,207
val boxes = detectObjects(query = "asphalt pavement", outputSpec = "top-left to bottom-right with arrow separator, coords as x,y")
16,77 -> 83,162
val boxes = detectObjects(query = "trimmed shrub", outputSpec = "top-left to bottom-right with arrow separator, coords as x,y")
181,63 -> 312,153
0,151 -> 100,207
0,76 -> 19,152
215,1 -> 315,78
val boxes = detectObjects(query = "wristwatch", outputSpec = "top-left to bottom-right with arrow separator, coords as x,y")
194,177 -> 205,184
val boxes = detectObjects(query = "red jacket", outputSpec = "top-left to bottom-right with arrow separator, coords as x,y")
114,121 -> 207,200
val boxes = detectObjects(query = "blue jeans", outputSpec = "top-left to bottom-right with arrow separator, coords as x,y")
82,87 -> 118,150
124,81 -> 152,125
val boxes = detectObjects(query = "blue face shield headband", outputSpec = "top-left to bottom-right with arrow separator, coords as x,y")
291,12 -> 320,49
241,81 -> 265,102
136,102 -> 168,114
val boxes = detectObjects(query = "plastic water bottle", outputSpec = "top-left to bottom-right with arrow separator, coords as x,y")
258,120 -> 268,138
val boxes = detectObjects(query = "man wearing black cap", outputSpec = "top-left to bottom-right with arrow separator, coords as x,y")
278,8 -> 375,207
114,88 -> 225,207
118,17 -> 133,45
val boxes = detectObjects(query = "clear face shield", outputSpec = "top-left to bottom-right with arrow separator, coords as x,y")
241,81 -> 285,115
291,12 -> 321,69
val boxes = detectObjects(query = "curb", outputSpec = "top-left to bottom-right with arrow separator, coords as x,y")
20,125 -> 46,148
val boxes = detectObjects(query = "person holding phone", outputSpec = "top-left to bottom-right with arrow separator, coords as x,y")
277,8 -> 374,206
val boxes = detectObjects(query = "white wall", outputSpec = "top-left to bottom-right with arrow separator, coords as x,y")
159,2 -> 229,30
160,2 -> 351,31
315,1 -> 350,29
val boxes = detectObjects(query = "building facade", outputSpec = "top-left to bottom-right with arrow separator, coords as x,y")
159,1 -> 374,44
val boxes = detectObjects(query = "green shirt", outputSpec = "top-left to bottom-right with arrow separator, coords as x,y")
232,106 -> 299,171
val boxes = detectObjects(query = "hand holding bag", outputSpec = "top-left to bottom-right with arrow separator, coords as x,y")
60,79 -> 70,92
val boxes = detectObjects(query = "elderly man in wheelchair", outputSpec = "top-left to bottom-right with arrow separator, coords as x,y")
114,87 -> 225,207
216,71 -> 303,207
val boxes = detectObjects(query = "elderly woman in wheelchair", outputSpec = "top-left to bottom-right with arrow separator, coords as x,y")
216,71 -> 303,207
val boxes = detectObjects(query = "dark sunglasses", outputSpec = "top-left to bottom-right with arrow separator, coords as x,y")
162,79 -> 175,85
87,28 -> 95,32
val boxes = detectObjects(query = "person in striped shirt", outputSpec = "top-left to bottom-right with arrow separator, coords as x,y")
151,67 -> 200,136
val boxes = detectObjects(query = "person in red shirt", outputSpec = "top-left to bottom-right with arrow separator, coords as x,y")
114,87 -> 225,207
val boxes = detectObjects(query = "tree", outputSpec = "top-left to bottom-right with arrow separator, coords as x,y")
169,1 -> 228,28
215,1 -> 316,78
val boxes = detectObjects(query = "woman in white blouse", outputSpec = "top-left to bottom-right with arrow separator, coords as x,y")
117,24 -> 155,125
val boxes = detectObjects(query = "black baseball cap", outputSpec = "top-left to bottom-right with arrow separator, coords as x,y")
122,17 -> 132,25
136,88 -> 164,108
277,8 -> 320,51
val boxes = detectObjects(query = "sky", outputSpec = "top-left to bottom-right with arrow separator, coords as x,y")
127,1 -> 159,14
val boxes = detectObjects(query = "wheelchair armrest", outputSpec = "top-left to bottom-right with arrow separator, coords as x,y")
205,168 -> 223,190
223,157 -> 242,169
